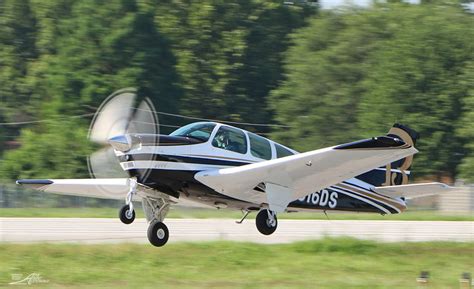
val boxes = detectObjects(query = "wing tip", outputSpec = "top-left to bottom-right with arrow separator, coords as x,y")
16,179 -> 54,186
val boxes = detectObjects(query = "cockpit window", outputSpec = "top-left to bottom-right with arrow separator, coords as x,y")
275,143 -> 294,158
248,133 -> 272,160
170,122 -> 216,142
212,126 -> 247,154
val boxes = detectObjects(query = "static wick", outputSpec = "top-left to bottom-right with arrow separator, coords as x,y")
323,210 -> 330,220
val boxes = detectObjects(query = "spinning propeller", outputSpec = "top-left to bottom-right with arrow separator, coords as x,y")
87,88 -> 159,184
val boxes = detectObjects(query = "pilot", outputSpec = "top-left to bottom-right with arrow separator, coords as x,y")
214,130 -> 230,149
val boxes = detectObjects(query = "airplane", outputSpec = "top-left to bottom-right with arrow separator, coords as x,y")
16,89 -> 456,247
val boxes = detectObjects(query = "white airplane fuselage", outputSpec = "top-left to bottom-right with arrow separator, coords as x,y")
111,122 -> 408,215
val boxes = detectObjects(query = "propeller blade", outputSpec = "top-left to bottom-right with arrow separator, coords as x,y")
88,147 -> 128,179
127,98 -> 160,136
89,89 -> 136,144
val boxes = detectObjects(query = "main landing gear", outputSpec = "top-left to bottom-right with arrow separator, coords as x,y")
255,209 -> 278,235
118,178 -> 171,247
142,196 -> 170,247
236,209 -> 278,235
147,220 -> 169,247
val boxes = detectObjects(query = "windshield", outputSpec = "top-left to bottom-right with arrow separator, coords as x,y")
169,122 -> 216,142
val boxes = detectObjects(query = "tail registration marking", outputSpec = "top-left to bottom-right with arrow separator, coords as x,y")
299,190 -> 338,208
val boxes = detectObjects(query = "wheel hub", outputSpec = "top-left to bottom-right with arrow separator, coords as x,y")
157,228 -> 165,239
266,218 -> 276,228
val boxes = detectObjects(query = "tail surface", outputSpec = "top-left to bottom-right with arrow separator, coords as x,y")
356,123 -> 420,187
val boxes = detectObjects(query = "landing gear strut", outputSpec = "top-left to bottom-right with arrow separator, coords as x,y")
143,196 -> 170,247
118,178 -> 171,247
256,209 -> 278,235
235,209 -> 250,224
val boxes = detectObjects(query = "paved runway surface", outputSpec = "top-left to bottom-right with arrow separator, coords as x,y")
1,218 -> 473,244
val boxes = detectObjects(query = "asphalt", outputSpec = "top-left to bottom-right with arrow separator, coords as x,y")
1,218 -> 473,244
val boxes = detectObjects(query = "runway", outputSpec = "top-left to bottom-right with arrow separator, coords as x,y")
1,218 -> 473,244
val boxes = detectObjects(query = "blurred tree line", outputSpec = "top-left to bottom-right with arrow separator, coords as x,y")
0,0 -> 472,189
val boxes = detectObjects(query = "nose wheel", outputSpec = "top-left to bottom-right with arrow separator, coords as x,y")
119,204 -> 135,224
147,220 -> 169,247
256,209 -> 278,235
119,177 -> 138,224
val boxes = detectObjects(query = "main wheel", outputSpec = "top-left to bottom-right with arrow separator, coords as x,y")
255,209 -> 277,235
119,204 -> 135,224
147,220 -> 169,247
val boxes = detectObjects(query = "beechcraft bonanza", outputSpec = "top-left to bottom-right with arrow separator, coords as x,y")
17,89 -> 458,247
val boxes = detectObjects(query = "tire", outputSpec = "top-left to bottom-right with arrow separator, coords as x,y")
119,204 -> 135,224
255,209 -> 277,235
147,221 -> 169,247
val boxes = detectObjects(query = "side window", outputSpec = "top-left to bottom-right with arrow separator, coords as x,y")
212,126 -> 247,154
275,143 -> 294,158
248,133 -> 272,160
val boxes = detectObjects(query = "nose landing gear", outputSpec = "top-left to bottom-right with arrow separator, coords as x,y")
117,178 -> 172,247
119,177 -> 138,225
256,209 -> 278,235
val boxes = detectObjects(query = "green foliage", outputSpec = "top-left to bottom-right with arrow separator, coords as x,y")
0,0 -> 38,144
357,5 -> 473,177
0,0 -> 184,178
154,0 -> 310,129
271,10 -> 395,148
1,120 -> 91,180
28,0 -> 181,114
457,62 -> 474,182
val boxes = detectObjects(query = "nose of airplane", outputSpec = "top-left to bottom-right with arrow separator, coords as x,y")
108,135 -> 132,152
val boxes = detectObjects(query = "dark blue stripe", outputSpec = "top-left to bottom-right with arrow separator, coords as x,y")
17,179 -> 53,185
120,154 -> 252,167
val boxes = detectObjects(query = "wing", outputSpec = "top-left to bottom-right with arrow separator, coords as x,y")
195,136 -> 418,212
16,178 -> 213,208
16,178 -> 129,200
372,182 -> 462,199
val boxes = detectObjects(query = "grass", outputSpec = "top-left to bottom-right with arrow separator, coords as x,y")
0,207 -> 473,221
0,238 -> 472,289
